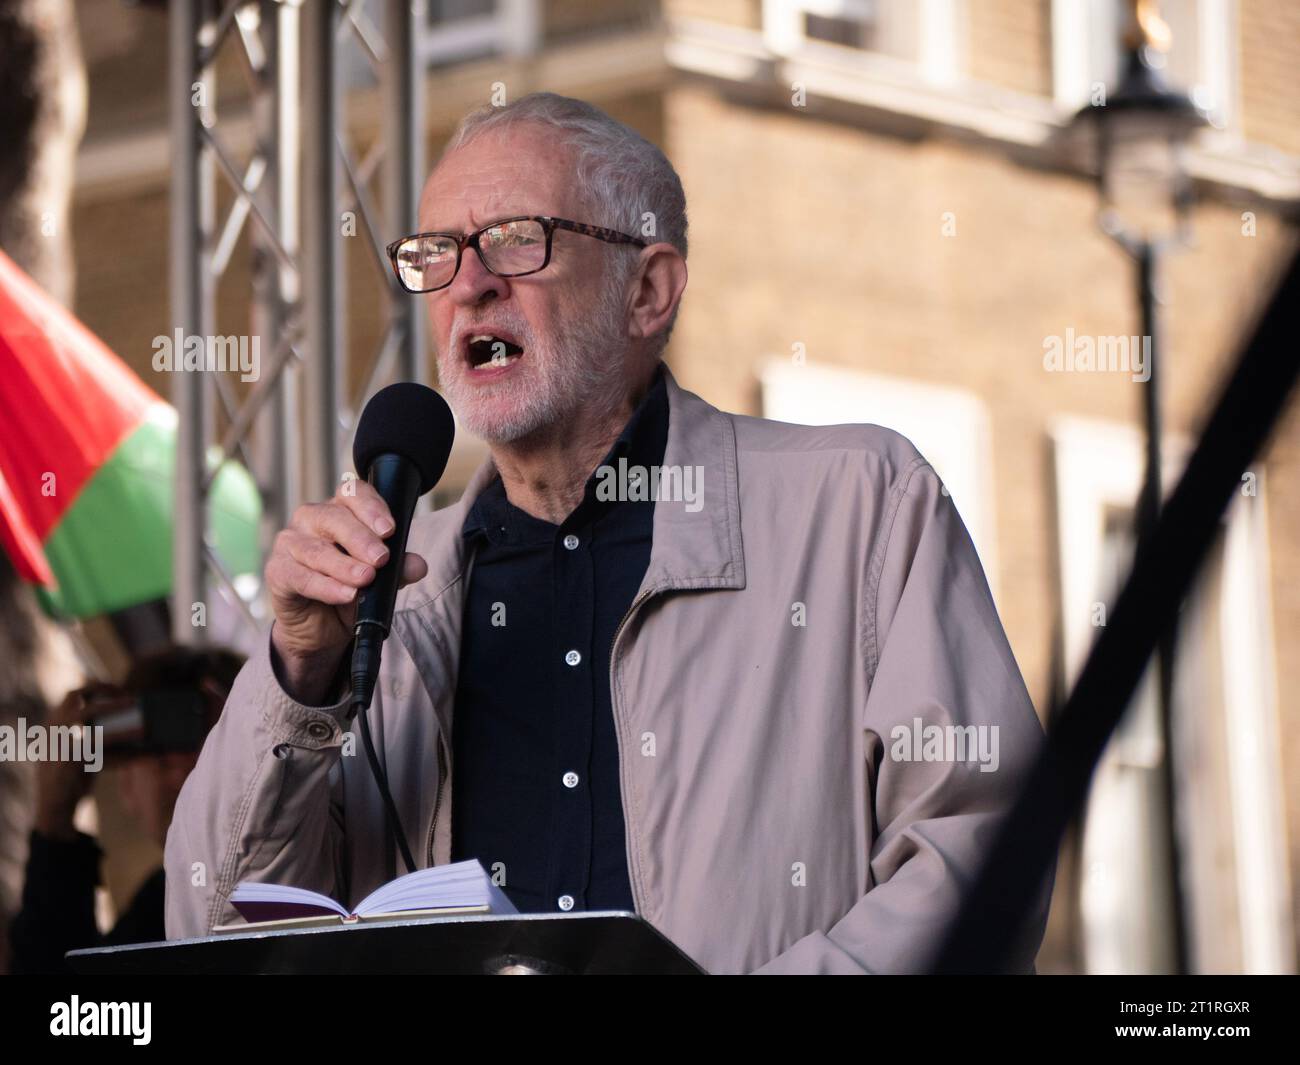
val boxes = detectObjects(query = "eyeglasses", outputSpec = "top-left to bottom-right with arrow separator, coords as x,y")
386,215 -> 648,294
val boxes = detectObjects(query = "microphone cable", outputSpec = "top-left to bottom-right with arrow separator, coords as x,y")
353,680 -> 417,876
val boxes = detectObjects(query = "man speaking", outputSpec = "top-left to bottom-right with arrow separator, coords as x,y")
165,93 -> 1050,974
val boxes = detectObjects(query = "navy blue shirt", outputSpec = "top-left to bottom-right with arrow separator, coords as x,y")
451,368 -> 668,914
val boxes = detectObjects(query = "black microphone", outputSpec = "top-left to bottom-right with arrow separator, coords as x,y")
349,382 -> 454,875
350,382 -> 455,712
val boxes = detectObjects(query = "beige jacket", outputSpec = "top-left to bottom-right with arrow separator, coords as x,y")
164,366 -> 1050,973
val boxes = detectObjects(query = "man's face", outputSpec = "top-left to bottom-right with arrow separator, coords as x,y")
418,123 -> 634,443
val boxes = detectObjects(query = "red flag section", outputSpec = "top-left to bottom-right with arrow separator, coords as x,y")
0,248 -> 157,584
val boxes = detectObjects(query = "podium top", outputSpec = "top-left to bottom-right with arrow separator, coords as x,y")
67,911 -> 705,975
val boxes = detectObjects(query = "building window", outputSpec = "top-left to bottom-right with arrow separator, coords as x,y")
1052,415 -> 1291,973
1051,0 -> 1237,131
800,0 -> 880,50
760,360 -> 1000,602
423,0 -> 539,67
762,0 -> 965,86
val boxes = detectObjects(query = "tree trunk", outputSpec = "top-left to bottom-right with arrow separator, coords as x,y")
0,0 -> 87,973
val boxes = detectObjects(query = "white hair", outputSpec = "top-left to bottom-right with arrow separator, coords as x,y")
442,93 -> 688,352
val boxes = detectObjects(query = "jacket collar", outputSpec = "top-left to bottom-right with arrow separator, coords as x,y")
646,363 -> 746,593
415,362 -> 746,601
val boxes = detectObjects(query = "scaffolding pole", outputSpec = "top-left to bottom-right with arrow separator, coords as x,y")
169,0 -> 214,644
170,0 -> 427,646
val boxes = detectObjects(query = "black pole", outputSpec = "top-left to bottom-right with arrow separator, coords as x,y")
1135,238 -> 1190,974
931,248 -> 1300,973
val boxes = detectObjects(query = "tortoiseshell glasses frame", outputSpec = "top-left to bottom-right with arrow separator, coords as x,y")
386,215 -> 648,294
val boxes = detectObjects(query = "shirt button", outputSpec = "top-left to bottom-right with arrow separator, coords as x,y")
562,771 -> 579,788
564,649 -> 581,667
563,534 -> 579,550
558,895 -> 575,911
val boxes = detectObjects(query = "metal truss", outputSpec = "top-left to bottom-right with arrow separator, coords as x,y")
168,0 -> 427,644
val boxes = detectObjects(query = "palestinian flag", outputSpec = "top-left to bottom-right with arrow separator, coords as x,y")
0,248 -> 260,618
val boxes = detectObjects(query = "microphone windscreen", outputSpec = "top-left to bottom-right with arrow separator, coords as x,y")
352,382 -> 456,495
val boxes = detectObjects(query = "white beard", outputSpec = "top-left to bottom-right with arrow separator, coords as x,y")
438,272 -> 631,444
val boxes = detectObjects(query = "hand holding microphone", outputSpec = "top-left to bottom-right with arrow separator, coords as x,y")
265,384 -> 454,707
348,384 -> 456,711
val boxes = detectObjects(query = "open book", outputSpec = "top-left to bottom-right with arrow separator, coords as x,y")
215,859 -> 517,933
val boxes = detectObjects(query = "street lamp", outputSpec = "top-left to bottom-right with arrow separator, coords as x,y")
1082,14 -> 1208,245
1068,0 -> 1208,976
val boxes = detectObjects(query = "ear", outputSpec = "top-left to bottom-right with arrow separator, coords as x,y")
626,243 -> 688,344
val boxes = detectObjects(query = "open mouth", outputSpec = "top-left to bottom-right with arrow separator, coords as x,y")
465,333 -> 525,370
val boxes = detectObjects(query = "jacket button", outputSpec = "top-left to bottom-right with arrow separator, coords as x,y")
564,650 -> 581,666
557,895 -> 575,911
306,721 -> 332,741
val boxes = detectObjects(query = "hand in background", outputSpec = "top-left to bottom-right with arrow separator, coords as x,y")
33,685 -> 119,841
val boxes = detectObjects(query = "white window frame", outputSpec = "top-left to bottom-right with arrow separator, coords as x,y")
760,360 -> 1000,604
762,0 -> 966,87
1051,0 -> 1239,133
1052,414 -> 1292,973
421,0 -> 539,66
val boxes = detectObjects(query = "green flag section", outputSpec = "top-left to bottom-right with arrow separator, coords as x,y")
33,406 -> 261,619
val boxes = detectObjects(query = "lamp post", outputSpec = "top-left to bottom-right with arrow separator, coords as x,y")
1069,0 -> 1208,975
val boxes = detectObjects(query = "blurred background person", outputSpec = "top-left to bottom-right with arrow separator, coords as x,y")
9,647 -> 242,974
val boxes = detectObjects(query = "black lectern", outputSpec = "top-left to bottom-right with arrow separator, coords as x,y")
66,911 -> 705,975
